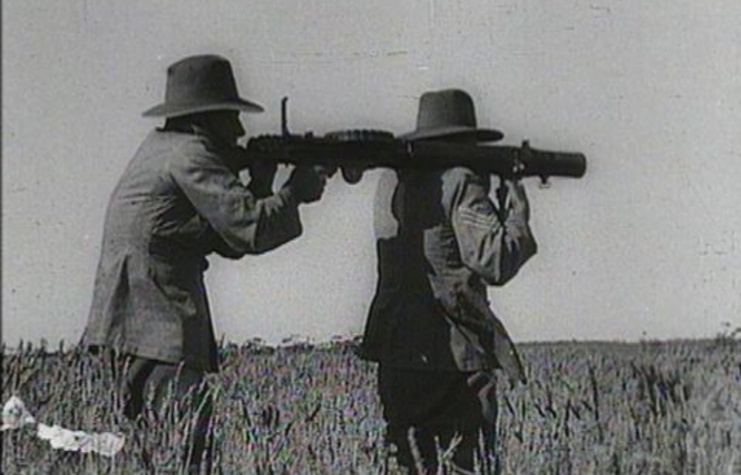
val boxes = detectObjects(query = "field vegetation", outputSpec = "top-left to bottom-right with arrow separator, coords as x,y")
2,338 -> 740,474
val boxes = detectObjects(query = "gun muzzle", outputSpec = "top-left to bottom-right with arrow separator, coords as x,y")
533,151 -> 587,179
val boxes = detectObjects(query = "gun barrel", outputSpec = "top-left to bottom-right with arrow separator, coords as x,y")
407,141 -> 587,179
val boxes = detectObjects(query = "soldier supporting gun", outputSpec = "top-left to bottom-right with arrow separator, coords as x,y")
359,89 -> 537,474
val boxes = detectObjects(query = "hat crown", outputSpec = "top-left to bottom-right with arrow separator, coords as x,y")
416,89 -> 478,131
165,55 -> 239,106
402,89 -> 503,142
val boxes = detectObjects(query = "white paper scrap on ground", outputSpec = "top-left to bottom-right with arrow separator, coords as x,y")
2,396 -> 125,457
1,395 -> 36,430
87,432 -> 126,456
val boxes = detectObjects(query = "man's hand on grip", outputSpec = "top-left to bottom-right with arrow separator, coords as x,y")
285,166 -> 327,204
247,157 -> 278,198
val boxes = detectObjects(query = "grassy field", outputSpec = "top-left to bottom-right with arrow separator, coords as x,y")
2,338 -> 740,474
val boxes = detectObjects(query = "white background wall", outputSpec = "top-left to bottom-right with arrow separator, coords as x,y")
3,0 -> 740,346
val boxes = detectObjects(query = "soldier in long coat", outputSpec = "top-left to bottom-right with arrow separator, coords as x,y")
360,89 -> 537,474
82,55 -> 326,473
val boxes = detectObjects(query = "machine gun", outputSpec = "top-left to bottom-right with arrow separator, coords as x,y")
244,98 -> 587,184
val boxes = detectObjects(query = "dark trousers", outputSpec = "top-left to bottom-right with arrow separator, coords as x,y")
378,366 -> 498,474
116,354 -> 214,475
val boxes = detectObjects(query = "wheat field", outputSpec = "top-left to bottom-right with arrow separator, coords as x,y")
2,338 -> 740,474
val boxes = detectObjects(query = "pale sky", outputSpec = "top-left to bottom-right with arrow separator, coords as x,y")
3,0 -> 741,346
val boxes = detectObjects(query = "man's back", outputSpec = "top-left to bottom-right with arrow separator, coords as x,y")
85,127 -> 304,370
85,130 -> 227,369
103,130 -> 209,261
362,166 -> 536,376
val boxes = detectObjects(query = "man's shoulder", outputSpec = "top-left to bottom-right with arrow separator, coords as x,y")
442,166 -> 484,178
138,130 -> 220,170
150,129 -> 211,152
441,167 -> 489,189
139,128 -> 210,150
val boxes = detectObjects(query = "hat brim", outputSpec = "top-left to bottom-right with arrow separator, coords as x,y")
400,126 -> 504,143
142,98 -> 264,118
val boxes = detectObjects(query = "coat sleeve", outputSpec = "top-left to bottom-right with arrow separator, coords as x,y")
166,140 -> 302,256
447,169 -> 537,286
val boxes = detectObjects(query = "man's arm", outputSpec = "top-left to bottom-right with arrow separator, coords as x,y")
166,140 -> 304,256
448,170 -> 537,285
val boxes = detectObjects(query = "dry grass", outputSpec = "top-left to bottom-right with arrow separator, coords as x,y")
2,339 -> 740,474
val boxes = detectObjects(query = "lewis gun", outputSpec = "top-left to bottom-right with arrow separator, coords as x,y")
243,98 -> 587,184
